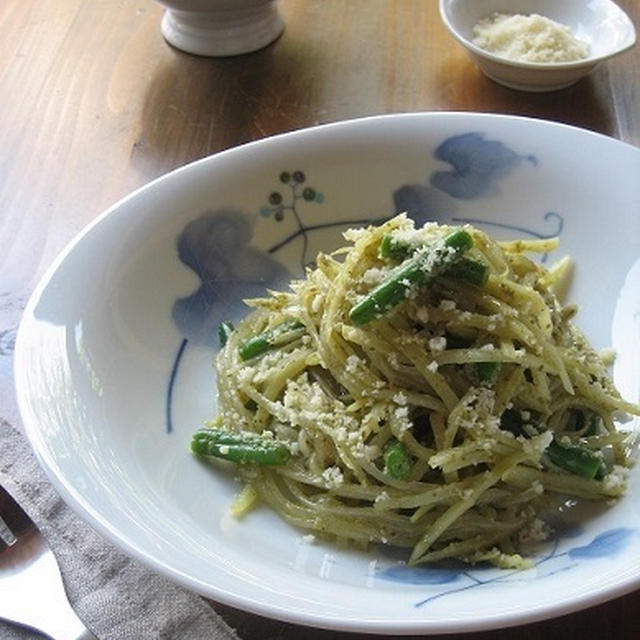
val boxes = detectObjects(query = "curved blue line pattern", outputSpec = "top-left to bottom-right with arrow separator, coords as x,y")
170,132 -> 555,351
165,338 -> 188,434
166,131 -> 564,427
167,136 -> 559,446
376,528 -> 637,607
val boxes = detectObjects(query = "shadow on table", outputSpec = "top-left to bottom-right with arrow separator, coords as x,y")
212,587 -> 640,640
435,51 -> 616,139
132,32 -> 324,175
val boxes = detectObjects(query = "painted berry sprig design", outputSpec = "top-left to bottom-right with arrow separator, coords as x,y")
260,170 -> 324,270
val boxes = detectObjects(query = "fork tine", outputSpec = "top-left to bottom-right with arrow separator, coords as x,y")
0,485 -> 100,639
0,485 -> 36,538
0,527 -> 9,552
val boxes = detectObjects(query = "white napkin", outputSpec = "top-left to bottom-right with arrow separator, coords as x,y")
0,419 -> 240,640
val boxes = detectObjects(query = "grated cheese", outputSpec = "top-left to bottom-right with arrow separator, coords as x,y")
322,466 -> 344,488
393,391 -> 408,406
603,465 -> 628,493
472,13 -> 589,63
439,299 -> 457,311
415,306 -> 430,324
428,336 -> 447,352
518,518 -> 552,545
346,354 -> 361,373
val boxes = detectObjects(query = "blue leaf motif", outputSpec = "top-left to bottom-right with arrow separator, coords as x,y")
172,209 -> 290,346
431,132 -> 536,200
392,131 -> 539,229
377,565 -> 463,585
568,528 -> 635,559
393,183 -> 456,227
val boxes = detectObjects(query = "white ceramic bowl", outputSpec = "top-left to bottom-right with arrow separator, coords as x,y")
15,113 -> 640,634
439,0 -> 636,91
154,0 -> 284,57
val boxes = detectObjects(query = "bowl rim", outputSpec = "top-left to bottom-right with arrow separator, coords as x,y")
438,0 -> 637,71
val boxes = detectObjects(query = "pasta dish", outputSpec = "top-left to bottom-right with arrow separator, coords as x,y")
191,214 -> 638,568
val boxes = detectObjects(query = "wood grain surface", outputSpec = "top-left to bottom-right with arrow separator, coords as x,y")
1,1 -> 638,638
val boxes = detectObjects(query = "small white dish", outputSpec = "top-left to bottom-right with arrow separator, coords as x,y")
439,0 -> 636,91
154,0 -> 284,57
15,113 -> 640,634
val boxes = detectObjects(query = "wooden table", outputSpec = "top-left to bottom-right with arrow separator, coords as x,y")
1,1 -> 638,638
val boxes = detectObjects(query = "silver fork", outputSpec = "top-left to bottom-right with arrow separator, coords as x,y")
0,484 -> 98,640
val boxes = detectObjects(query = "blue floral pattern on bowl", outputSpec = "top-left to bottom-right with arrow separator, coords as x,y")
167,131 -> 565,433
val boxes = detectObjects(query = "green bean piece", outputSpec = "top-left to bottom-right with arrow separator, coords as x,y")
349,229 -> 473,325
444,258 -> 489,287
191,428 -> 291,466
383,439 -> 412,479
379,234 -> 489,287
218,321 -> 235,348
238,319 -> 305,360
499,410 -> 606,479
474,361 -> 501,385
379,234 -> 411,260
546,439 -> 606,480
